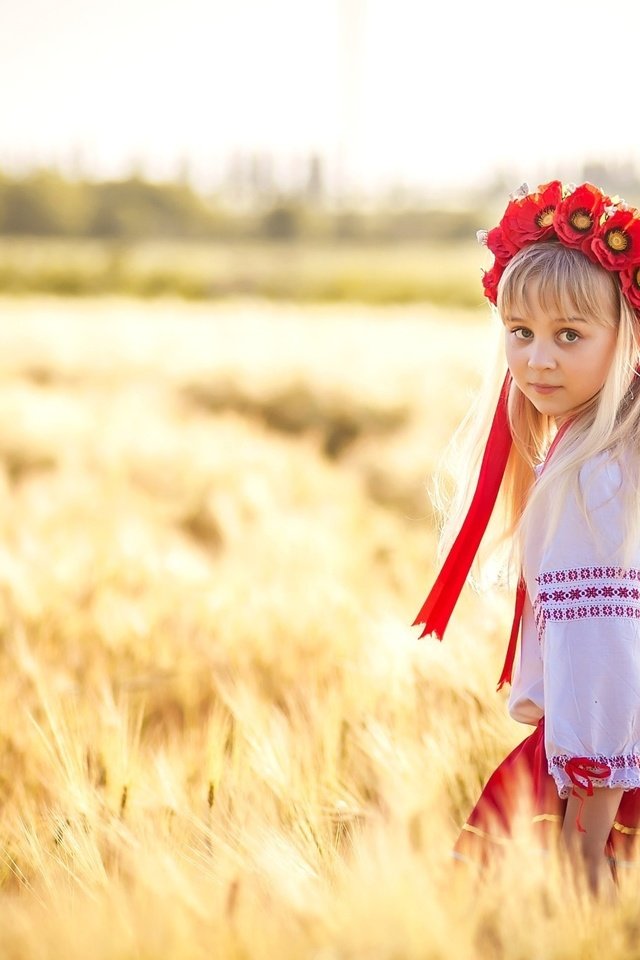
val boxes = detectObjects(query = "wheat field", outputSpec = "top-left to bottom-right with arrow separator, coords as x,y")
0,295 -> 638,958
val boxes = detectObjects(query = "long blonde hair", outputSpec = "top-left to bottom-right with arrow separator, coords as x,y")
432,242 -> 640,593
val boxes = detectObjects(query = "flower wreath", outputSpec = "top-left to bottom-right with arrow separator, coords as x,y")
477,180 -> 640,319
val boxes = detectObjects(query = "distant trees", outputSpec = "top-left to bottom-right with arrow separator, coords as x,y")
0,169 -> 229,240
0,157 -> 638,242
0,166 -> 487,242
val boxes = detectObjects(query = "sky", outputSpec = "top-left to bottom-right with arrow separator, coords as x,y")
1,0 -> 638,197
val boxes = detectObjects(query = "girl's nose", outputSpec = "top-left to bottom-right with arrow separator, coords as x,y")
527,345 -> 556,370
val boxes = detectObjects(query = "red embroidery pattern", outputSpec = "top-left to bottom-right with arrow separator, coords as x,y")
533,566 -> 640,642
537,566 -> 640,585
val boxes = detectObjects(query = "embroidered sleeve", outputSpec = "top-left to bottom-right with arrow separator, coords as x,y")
534,566 -> 640,641
535,565 -> 640,797
532,455 -> 640,798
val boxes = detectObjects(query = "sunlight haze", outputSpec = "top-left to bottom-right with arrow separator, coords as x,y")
1,0 -> 638,195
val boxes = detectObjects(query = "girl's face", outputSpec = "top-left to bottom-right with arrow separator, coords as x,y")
502,279 -> 618,425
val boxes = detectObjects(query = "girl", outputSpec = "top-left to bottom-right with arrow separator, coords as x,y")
413,180 -> 640,897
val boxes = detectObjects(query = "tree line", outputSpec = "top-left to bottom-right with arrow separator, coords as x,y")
0,167 -> 491,243
1,160 -> 638,243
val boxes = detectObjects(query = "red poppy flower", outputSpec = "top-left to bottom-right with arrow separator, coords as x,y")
620,262 -> 640,311
486,225 -> 518,265
481,261 -> 504,305
499,180 -> 563,250
591,208 -> 640,270
553,183 -> 609,257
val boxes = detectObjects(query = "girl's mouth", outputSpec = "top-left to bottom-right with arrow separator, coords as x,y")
530,384 -> 561,394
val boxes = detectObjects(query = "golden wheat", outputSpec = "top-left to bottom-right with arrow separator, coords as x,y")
0,296 -> 636,958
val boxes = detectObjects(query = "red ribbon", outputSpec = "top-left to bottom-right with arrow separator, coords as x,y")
564,757 -> 613,833
412,365 -> 574,689
412,369 -> 513,642
496,574 -> 527,692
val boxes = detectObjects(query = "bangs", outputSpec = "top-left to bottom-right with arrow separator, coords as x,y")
497,242 -> 620,326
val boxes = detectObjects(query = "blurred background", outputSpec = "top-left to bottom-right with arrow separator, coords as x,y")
2,0 -> 640,303
2,1 -> 640,954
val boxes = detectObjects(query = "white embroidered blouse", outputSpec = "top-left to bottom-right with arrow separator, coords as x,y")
507,450 -> 640,798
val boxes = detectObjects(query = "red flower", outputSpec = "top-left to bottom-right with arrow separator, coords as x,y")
499,180 -> 563,250
553,183 -> 610,257
620,262 -> 640,311
591,208 -> 640,270
486,225 -> 518,265
481,261 -> 504,304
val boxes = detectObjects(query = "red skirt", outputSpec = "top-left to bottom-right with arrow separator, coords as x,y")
453,716 -> 640,870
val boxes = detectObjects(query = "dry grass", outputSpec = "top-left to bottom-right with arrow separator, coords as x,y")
0,237 -> 485,306
0,296 -> 637,958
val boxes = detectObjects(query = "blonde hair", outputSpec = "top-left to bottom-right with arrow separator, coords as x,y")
433,242 -> 640,593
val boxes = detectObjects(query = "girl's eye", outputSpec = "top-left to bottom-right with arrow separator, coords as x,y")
560,330 -> 580,343
511,328 -> 533,340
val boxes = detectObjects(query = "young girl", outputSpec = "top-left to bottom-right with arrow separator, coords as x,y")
413,180 -> 640,897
